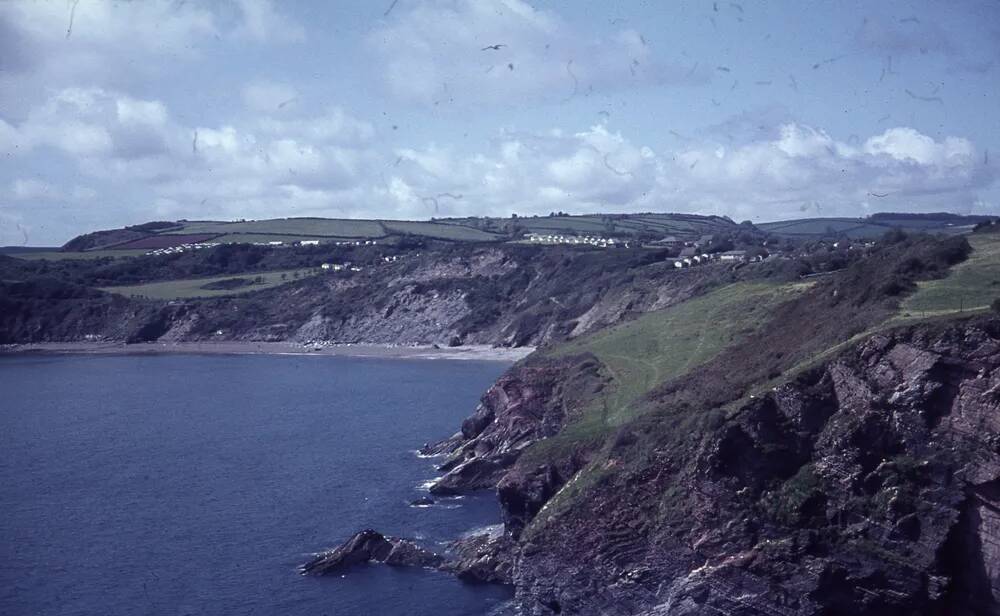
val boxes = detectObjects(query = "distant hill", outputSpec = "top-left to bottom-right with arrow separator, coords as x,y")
758,212 -> 995,239
54,213 -> 742,253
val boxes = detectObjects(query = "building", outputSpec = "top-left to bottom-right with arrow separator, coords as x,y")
300,240 -> 320,246
717,250 -> 747,262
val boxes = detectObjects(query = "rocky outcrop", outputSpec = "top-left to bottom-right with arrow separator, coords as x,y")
509,318 -> 1000,615
300,530 -> 444,575
301,528 -> 516,586
423,354 -> 609,496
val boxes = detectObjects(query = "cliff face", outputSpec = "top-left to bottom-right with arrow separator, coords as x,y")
423,354 -> 609,496
490,318 -> 1000,615
1,246 -> 738,348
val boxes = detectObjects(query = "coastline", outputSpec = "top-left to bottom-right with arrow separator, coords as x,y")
0,341 -> 535,362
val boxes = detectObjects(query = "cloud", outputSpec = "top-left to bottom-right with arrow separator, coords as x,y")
11,179 -> 60,201
381,121 -> 995,222
233,0 -> 306,43
1,83 -> 995,244
366,0 -> 705,106
0,1 -> 305,119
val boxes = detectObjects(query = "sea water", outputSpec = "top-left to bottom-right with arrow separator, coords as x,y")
0,353 -> 513,615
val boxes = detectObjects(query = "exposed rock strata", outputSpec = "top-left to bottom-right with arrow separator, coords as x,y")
509,319 -> 1000,615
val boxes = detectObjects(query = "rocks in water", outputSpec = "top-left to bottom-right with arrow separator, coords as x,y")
301,528 -> 515,586
300,530 -> 443,576
410,496 -> 435,507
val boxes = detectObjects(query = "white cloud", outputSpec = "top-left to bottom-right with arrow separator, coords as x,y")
11,179 -> 59,201
233,0 -> 306,43
367,0 -> 704,106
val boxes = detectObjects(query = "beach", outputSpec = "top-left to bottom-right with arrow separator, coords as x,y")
0,341 -> 535,362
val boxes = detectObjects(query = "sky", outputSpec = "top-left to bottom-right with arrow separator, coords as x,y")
1,0 -> 998,245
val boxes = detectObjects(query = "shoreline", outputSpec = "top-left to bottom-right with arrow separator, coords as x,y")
0,341 -> 535,362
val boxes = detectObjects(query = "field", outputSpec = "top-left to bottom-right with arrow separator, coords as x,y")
164,218 -> 388,238
99,268 -> 322,300
759,214 -> 987,239
898,232 -> 1000,318
5,249 -> 150,260
525,282 -> 804,460
442,212 -> 736,240
112,234 -> 220,250
381,220 -> 501,241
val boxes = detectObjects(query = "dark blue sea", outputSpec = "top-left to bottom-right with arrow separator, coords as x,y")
0,353 -> 513,616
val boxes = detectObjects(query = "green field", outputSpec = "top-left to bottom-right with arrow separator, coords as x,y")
441,212 -> 734,240
208,233 -> 344,245
524,282 -> 804,461
99,268 -> 322,300
381,220 -> 501,241
759,215 -> 983,239
165,218 -> 388,238
5,249 -> 150,260
899,233 -> 1000,318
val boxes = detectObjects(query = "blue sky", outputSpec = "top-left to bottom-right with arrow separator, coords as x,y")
1,0 -> 998,245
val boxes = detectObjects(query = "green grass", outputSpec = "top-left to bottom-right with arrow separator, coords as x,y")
898,233 -> 1000,318
165,218 -> 388,238
549,282 -> 804,426
5,249 -> 149,260
99,268 -> 322,300
522,282 -> 805,465
381,220 -> 502,241
208,233 -> 342,245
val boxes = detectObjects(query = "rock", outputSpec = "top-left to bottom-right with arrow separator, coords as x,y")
410,496 -> 435,507
300,530 -> 443,576
443,530 -> 516,585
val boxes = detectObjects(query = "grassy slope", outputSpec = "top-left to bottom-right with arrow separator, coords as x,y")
99,268 -> 321,300
4,249 -> 151,260
524,233 -> 995,532
898,232 -> 1000,318
524,282 -> 805,460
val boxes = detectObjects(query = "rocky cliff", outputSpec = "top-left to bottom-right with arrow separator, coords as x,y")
1,245 -> 747,348
441,317 -> 1000,615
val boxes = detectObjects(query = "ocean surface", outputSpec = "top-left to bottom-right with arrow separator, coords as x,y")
0,353 -> 513,616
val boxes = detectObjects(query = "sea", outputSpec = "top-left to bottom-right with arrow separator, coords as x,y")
0,353 -> 514,616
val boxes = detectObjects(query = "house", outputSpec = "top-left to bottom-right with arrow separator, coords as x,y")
300,240 -> 320,246
679,246 -> 697,258
694,234 -> 714,248
658,235 -> 683,245
718,250 -> 747,262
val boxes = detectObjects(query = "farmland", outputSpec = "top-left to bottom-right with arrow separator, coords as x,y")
759,213 -> 992,239
99,268 -> 322,300
898,231 -> 1000,318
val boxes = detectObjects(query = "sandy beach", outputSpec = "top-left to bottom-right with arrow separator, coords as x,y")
0,341 -> 535,362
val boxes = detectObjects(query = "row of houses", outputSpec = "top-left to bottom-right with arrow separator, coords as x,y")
671,249 -> 756,268
145,242 -> 221,256
526,233 -> 626,248
320,263 -> 362,272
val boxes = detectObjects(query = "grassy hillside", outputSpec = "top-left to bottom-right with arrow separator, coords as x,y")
898,231 -> 1000,318
759,213 -> 992,239
56,213 -> 739,254
99,268 -> 321,300
525,281 -> 805,460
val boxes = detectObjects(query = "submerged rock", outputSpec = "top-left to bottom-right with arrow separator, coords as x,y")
410,496 -> 435,507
